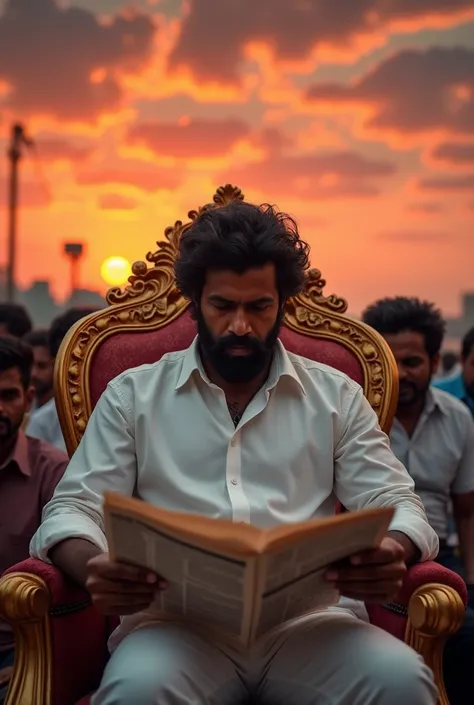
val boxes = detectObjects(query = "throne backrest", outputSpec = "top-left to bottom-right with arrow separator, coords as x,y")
55,184 -> 398,456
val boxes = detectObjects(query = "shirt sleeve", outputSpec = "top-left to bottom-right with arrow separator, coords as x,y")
30,380 -> 137,562
334,386 -> 439,561
451,411 -> 474,496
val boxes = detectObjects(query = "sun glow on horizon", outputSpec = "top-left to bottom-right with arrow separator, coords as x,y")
100,256 -> 132,286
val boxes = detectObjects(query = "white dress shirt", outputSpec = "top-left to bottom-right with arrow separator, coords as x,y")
27,397 -> 67,453
390,388 -> 474,538
30,337 -> 438,646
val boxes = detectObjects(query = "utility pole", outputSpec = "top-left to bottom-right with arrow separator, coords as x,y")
6,124 -> 33,302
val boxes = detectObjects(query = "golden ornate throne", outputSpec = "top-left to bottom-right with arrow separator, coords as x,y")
0,185 -> 467,705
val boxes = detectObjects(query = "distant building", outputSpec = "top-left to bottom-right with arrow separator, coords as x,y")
445,292 -> 474,345
0,271 -> 105,327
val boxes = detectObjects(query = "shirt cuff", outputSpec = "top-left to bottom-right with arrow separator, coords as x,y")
389,508 -> 439,562
29,511 -> 108,563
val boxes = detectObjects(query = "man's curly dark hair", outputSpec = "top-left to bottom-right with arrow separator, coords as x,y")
174,201 -> 310,310
362,296 -> 446,358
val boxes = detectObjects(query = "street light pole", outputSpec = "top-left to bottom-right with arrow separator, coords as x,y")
6,124 -> 31,302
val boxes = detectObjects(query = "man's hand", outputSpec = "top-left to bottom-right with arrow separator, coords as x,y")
325,536 -> 407,603
85,552 -> 168,616
0,666 -> 13,687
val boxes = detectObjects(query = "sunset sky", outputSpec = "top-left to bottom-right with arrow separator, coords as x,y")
0,0 -> 473,314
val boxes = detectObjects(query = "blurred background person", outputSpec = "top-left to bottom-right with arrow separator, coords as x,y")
435,326 -> 474,417
27,307 -> 97,453
363,296 -> 474,705
0,337 -> 68,702
23,329 -> 54,412
0,303 -> 32,339
436,350 -> 460,380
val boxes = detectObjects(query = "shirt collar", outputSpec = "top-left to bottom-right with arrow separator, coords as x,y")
175,336 -> 305,395
0,430 -> 31,476
424,388 -> 449,417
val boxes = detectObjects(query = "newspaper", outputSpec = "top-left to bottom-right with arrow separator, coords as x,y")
104,493 -> 394,647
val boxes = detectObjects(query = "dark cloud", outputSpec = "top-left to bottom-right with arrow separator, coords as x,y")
0,0 -> 155,120
378,229 -> 446,243
419,174 -> 474,190
98,194 -> 139,210
217,150 -> 396,200
406,202 -> 444,214
431,142 -> 474,164
127,118 -> 250,158
76,159 -> 183,191
169,0 -> 474,83
306,47 -> 474,134
36,138 -> 94,162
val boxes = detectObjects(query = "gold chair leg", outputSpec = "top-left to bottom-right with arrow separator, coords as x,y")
406,583 -> 465,705
0,572 -> 52,705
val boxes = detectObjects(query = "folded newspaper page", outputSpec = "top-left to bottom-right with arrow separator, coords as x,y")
103,492 -> 394,647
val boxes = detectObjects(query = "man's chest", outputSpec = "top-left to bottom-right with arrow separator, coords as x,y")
390,420 -> 462,493
132,393 -> 338,526
0,475 -> 42,574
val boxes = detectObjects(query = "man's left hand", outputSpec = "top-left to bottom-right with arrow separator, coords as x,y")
325,536 -> 407,603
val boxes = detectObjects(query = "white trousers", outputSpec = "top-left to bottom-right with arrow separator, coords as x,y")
92,611 -> 437,705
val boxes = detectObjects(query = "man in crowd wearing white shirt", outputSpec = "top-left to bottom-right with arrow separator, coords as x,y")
363,297 -> 474,705
27,307 -> 98,452
31,202 -> 439,705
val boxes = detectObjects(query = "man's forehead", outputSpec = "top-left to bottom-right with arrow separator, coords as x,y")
204,264 -> 277,294
384,331 -> 427,355
0,367 -> 23,386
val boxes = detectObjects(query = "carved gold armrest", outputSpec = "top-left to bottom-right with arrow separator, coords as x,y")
0,572 -> 52,705
406,582 -> 465,705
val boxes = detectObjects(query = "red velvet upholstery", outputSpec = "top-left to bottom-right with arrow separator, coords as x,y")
90,312 -> 363,406
4,558 -> 467,705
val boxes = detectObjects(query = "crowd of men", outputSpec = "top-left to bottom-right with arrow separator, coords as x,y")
0,205 -> 473,705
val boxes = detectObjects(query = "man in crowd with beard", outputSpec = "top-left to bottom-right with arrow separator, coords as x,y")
31,202 -> 439,705
0,337 -> 68,703
363,297 -> 474,705
434,326 -> 474,417
23,330 -> 54,411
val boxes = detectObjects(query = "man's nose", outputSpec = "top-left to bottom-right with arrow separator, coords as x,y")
228,309 -> 252,336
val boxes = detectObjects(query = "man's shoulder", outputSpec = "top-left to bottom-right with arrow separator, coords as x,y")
108,348 -> 189,389
285,348 -> 361,394
28,397 -> 55,424
432,387 -> 473,425
25,434 -> 69,471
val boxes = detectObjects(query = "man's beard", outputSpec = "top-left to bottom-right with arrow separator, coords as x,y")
0,415 -> 19,441
397,380 -> 430,408
32,379 -> 52,398
196,311 -> 282,384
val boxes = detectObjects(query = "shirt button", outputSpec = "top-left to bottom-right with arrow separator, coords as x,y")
230,438 -> 236,447
231,478 -> 238,485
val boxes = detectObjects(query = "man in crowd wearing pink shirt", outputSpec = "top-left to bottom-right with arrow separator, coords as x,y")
0,337 -> 68,702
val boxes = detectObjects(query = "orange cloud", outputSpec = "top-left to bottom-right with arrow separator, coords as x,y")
216,150 -> 396,201
168,0 -> 474,85
418,174 -> 474,191
127,118 -> 250,158
305,47 -> 474,140
0,178 -> 51,209
76,158 -> 183,192
34,138 -> 94,163
0,0 -> 155,122
406,202 -> 444,215
98,193 -> 139,210
431,142 -> 474,165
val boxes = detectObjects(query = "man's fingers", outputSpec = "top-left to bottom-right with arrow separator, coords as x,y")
326,563 -> 406,583
86,576 -> 165,595
350,543 -> 405,566
91,560 -> 159,585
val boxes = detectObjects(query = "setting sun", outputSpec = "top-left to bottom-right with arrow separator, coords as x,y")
100,256 -> 132,286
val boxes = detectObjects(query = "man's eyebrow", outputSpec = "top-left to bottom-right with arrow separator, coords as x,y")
208,295 -> 275,304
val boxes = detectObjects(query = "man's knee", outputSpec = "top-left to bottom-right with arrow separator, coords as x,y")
365,645 -> 437,704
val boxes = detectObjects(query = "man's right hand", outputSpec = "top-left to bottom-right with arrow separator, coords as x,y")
85,552 -> 168,616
